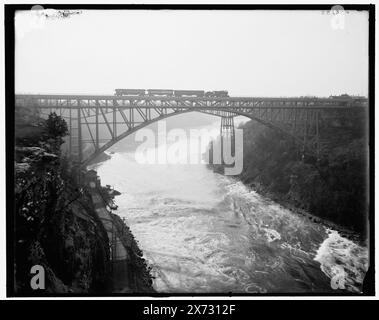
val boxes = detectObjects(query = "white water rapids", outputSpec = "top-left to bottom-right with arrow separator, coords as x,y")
90,120 -> 369,294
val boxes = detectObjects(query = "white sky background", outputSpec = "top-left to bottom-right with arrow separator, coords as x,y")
15,9 -> 369,97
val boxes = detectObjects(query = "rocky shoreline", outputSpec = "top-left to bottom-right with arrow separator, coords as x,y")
244,181 -> 364,244
84,152 -> 155,293
209,116 -> 368,243
235,177 -> 365,246
88,170 -> 155,293
209,164 -> 363,244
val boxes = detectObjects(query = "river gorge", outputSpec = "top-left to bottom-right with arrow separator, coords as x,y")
90,119 -> 369,294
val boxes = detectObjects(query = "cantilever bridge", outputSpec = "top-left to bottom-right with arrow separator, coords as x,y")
15,93 -> 368,166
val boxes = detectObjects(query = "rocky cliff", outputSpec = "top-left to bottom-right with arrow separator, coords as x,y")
13,107 -> 154,295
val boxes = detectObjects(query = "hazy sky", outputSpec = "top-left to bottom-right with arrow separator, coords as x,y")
15,9 -> 369,97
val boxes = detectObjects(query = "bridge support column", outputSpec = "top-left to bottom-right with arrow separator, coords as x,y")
220,115 -> 235,164
301,109 -> 321,161
68,101 -> 72,155
96,105 -> 99,150
77,101 -> 82,164
315,110 -> 320,159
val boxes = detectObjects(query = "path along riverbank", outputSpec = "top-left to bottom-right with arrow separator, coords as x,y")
84,170 -> 154,293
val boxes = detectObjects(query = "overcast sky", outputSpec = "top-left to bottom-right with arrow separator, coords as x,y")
15,9 -> 369,97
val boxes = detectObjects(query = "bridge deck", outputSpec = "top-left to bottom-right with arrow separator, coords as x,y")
15,94 -> 367,110
15,93 -> 366,102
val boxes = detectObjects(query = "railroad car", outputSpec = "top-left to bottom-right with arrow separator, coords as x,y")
147,89 -> 174,96
115,89 -> 146,96
330,94 -> 352,100
350,96 -> 368,107
330,94 -> 367,107
174,90 -> 205,97
205,91 -> 229,97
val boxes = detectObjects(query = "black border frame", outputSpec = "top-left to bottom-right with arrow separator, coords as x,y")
5,3 -> 375,298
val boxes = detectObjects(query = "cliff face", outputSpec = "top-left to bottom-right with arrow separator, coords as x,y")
15,112 -> 110,293
14,108 -> 154,295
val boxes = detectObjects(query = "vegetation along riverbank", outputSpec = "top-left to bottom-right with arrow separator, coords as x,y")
209,112 -> 368,242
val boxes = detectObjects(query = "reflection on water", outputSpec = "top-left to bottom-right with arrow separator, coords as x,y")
91,125 -> 368,294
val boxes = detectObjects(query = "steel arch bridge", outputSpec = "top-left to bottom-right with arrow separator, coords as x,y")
15,93 -> 368,166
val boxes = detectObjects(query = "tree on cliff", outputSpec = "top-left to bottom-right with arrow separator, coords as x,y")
45,112 -> 68,138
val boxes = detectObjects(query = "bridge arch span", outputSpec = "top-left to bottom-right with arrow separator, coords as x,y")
83,109 -> 194,166
82,108 -> 307,167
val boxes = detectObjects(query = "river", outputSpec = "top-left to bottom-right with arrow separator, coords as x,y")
89,118 -> 368,294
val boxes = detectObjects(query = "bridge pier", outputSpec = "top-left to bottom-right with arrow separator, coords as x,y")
77,102 -> 82,164
220,114 -> 235,164
300,109 -> 321,161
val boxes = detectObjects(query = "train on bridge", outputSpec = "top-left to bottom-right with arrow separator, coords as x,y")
114,89 -> 229,98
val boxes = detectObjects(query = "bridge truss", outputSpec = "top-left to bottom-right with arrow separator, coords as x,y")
15,94 -> 367,166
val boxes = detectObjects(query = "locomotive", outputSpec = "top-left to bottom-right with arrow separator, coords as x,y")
114,89 -> 229,97
329,94 -> 367,107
